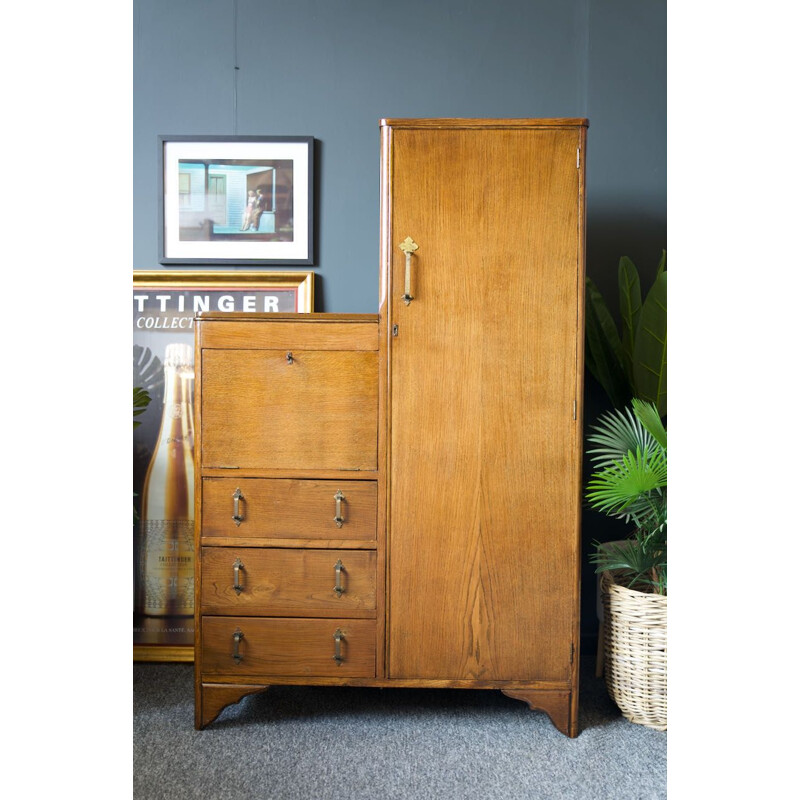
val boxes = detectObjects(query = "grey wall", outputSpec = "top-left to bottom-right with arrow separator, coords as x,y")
134,0 -> 666,639
134,0 -> 665,310
586,0 -> 667,293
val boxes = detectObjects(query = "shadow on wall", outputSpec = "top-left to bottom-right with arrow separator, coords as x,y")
586,206 -> 667,301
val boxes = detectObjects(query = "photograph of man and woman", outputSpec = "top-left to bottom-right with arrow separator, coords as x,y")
177,159 -> 294,241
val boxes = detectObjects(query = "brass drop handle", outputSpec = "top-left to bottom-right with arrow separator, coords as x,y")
399,236 -> 419,305
232,487 -> 244,526
233,557 -> 244,594
232,628 -> 244,664
333,489 -> 345,528
333,628 -> 345,665
334,559 -> 345,596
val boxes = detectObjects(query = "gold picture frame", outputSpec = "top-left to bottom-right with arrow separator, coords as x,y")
133,270 -> 314,662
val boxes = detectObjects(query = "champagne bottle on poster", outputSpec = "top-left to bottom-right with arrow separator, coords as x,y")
136,343 -> 195,617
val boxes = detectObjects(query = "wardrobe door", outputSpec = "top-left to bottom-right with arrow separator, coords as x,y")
385,123 -> 583,681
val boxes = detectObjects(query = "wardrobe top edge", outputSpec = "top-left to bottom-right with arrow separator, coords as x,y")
379,118 -> 589,129
195,312 -> 379,322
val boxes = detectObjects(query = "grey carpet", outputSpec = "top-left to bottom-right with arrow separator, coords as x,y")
134,657 -> 666,800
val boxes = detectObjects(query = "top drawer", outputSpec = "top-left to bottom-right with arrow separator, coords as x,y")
200,348 -> 378,471
196,316 -> 378,352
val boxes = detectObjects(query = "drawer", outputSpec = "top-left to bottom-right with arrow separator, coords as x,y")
201,478 -> 377,541
200,348 -> 378,471
201,617 -> 376,677
201,547 -> 377,616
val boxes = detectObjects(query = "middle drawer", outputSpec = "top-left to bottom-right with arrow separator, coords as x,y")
201,547 -> 377,617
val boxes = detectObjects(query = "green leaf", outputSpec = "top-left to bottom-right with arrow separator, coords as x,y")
633,271 -> 667,416
632,398 -> 666,449
585,277 -> 631,409
586,405 -> 652,468
591,537 -> 666,594
134,386 -> 152,429
591,539 -> 647,572
656,249 -> 666,277
586,447 -> 667,518
618,256 -> 642,387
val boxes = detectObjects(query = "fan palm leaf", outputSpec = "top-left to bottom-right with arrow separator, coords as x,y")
585,400 -> 667,594
586,405 -> 653,469
586,446 -> 666,517
590,537 -> 666,593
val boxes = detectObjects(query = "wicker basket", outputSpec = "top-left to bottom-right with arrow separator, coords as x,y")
599,570 -> 667,731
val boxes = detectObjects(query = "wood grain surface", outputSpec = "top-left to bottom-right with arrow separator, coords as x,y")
380,118 -> 588,129
192,123 -> 585,737
384,124 -> 582,682
198,317 -> 378,351
201,348 -> 378,471
200,547 -> 377,617
201,617 -> 377,677
201,478 -> 378,540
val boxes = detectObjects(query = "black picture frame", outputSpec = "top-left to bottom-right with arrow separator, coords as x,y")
158,135 -> 314,265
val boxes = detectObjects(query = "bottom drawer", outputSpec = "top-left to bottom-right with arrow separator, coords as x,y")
201,617 -> 376,678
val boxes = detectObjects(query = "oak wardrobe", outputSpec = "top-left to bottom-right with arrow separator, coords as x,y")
193,118 -> 587,737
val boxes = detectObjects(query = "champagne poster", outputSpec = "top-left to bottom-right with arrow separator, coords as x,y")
133,271 -> 314,660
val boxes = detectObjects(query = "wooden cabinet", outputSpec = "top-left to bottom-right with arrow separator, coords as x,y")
194,313 -> 384,730
380,118 -> 586,736
194,119 -> 586,737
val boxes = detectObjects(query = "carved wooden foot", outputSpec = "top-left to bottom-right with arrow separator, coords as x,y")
501,689 -> 578,738
197,683 -> 269,729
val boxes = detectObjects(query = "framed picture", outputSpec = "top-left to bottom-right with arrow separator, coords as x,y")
159,136 -> 314,265
133,270 -> 314,662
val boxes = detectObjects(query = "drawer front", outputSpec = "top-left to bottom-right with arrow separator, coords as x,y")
201,547 -> 377,616
202,478 -> 377,541
200,348 -> 378,471
201,617 -> 376,677
197,318 -> 379,352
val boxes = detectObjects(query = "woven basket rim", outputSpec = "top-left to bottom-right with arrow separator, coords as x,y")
601,569 -> 668,602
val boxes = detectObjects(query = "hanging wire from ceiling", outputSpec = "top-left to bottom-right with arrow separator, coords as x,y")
233,0 -> 239,134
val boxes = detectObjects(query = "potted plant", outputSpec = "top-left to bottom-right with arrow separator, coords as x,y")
586,397 -> 667,730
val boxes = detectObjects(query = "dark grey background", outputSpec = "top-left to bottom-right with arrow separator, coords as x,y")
133,0 -> 667,642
